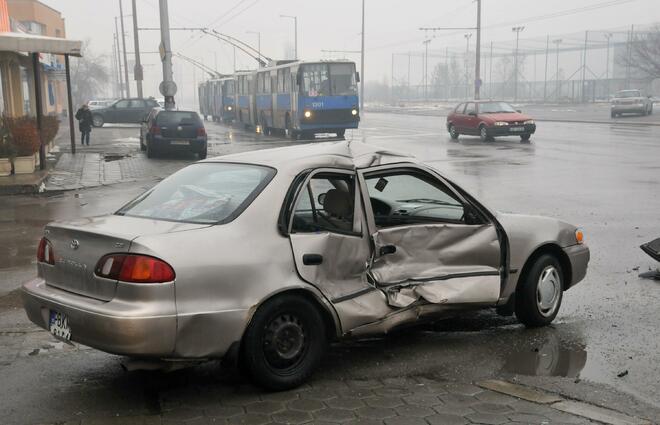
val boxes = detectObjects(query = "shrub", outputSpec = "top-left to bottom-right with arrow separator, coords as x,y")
2,116 -> 40,156
41,115 -> 60,145
0,124 -> 17,159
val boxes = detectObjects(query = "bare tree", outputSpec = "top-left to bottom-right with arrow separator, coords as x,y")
71,40 -> 110,105
619,26 -> 660,78
431,56 -> 462,99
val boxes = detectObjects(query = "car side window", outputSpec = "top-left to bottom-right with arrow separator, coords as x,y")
455,103 -> 465,113
291,173 -> 356,234
465,103 -> 476,115
130,100 -> 145,108
115,100 -> 130,109
364,170 -> 466,228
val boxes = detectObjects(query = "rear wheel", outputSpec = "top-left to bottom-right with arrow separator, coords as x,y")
286,115 -> 298,140
260,112 -> 270,135
515,254 -> 564,328
198,149 -> 207,160
242,295 -> 326,390
448,124 -> 459,140
92,114 -> 104,127
146,142 -> 156,159
611,111 -> 617,118
520,134 -> 531,143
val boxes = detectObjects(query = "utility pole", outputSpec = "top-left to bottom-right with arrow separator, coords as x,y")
247,30 -> 261,66
625,25 -> 634,89
423,39 -> 431,101
464,33 -> 472,99
360,0 -> 365,111
233,46 -> 236,72
119,0 -> 131,97
581,31 -> 588,103
553,39 -> 562,100
131,0 -> 143,98
474,0 -> 482,99
280,15 -> 298,60
543,35 -> 549,101
512,26 -> 524,102
114,18 -> 124,97
407,51 -> 411,99
488,41 -> 493,99
391,53 -> 394,102
158,0 -> 176,110
604,33 -> 612,97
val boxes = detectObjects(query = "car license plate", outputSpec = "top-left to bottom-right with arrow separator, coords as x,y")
510,127 -> 525,132
49,310 -> 71,340
171,140 -> 189,146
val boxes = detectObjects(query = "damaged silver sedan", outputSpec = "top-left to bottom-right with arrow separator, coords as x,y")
22,141 -> 589,390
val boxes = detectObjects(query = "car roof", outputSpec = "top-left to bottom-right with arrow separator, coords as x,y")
203,140 -> 414,173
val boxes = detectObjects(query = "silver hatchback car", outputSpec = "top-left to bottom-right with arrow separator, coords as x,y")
22,141 -> 589,390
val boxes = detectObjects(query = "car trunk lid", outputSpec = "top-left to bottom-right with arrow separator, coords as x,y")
41,215 -> 208,301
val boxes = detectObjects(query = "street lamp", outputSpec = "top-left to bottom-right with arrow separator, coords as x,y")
553,38 -> 562,100
512,26 -> 525,102
464,33 -> 472,99
246,30 -> 261,66
423,39 -> 431,101
604,32 -> 613,97
279,15 -> 298,60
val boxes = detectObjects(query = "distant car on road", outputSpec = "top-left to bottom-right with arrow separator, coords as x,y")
91,98 -> 160,127
141,109 -> 207,159
446,101 -> 536,143
22,141 -> 589,390
88,99 -> 114,110
610,90 -> 653,117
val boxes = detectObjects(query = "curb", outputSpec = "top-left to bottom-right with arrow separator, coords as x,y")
478,380 -> 652,425
0,171 -> 48,196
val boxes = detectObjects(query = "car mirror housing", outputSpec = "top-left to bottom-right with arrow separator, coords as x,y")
468,112 -> 477,117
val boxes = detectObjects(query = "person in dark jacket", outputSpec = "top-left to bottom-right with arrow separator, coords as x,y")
75,103 -> 93,146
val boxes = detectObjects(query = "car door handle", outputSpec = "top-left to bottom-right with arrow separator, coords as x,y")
302,254 -> 323,266
379,245 -> 397,256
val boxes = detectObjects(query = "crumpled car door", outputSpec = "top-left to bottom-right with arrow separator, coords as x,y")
359,165 -> 503,308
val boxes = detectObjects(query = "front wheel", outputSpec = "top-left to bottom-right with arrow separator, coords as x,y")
520,134 -> 531,143
336,129 -> 346,138
479,125 -> 490,142
515,254 -> 564,328
92,114 -> 104,127
242,295 -> 326,390
448,124 -> 459,140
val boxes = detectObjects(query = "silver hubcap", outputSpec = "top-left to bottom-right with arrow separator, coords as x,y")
537,266 -> 561,317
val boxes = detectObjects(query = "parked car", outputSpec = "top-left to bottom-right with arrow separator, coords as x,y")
22,141 -> 589,390
91,98 -> 160,127
446,101 -> 537,142
141,109 -> 207,159
610,90 -> 654,117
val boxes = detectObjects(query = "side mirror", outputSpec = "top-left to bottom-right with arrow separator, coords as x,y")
356,72 -> 361,83
464,206 -> 481,225
317,193 -> 326,206
468,111 -> 477,117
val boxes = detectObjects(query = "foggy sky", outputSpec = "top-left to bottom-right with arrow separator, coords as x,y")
42,0 -> 660,106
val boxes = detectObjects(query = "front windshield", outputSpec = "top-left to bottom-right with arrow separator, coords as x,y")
300,63 -> 357,96
116,163 -> 275,224
479,102 -> 517,113
330,63 -> 357,96
616,90 -> 641,98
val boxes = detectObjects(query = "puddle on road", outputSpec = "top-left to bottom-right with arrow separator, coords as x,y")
502,331 -> 587,378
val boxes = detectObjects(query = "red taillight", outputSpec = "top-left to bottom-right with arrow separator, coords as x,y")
150,125 -> 161,135
95,254 -> 175,283
37,237 -> 55,265
197,127 -> 206,137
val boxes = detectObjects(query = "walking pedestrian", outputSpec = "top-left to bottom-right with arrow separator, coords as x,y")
75,102 -> 93,146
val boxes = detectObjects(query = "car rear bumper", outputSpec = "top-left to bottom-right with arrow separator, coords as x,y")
563,244 -> 590,289
21,277 -> 177,357
152,137 -> 207,152
487,124 -> 536,137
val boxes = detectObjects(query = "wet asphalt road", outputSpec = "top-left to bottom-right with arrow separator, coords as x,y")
1,113 -> 660,422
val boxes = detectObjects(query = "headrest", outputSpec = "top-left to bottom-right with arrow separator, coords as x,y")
323,189 -> 352,218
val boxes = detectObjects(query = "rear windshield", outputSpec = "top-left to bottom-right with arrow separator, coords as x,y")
116,163 -> 276,224
156,111 -> 201,126
616,90 -> 641,98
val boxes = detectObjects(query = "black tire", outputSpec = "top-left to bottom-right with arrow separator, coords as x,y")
479,125 -> 489,142
448,124 -> 459,140
146,142 -> 156,159
520,134 -> 531,143
336,129 -> 346,138
286,115 -> 298,140
92,114 -> 104,128
260,113 -> 270,136
198,150 -> 207,160
611,111 -> 616,118
515,254 -> 564,328
242,295 -> 326,391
